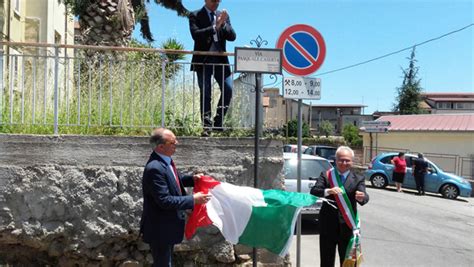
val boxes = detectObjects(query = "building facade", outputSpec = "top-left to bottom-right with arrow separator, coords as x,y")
421,93 -> 474,114
310,104 -> 368,134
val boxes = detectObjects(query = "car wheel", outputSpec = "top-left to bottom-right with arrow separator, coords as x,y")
370,174 -> 388,188
441,184 -> 459,199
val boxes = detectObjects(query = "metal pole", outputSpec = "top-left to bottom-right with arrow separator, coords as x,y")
253,73 -> 262,267
375,132 -> 378,155
369,132 -> 373,160
53,46 -> 59,134
161,53 -> 167,127
296,99 -> 302,267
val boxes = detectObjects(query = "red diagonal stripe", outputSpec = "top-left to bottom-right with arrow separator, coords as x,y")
287,34 -> 318,66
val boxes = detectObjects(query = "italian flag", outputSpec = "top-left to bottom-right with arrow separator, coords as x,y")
185,176 -> 317,256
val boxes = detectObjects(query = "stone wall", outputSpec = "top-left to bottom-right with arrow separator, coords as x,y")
0,134 -> 287,266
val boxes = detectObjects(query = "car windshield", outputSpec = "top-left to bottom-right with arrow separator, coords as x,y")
319,148 -> 336,158
283,158 -> 331,180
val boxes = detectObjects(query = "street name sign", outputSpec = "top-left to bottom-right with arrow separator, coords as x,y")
283,76 -> 321,99
276,24 -> 326,76
361,120 -> 391,127
364,127 -> 389,133
234,47 -> 282,74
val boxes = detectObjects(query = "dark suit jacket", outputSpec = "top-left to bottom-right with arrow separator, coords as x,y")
311,170 -> 369,230
189,7 -> 236,73
140,152 -> 194,245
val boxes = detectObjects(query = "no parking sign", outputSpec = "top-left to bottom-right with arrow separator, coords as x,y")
276,24 -> 326,76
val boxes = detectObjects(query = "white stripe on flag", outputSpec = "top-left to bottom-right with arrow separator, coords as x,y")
207,183 -> 266,244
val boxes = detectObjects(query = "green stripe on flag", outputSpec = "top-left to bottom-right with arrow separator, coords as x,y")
238,190 -> 317,255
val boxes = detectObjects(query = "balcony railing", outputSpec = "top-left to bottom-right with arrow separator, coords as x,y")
0,41 -> 266,135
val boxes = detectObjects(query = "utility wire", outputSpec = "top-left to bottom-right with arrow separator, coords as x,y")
316,23 -> 474,76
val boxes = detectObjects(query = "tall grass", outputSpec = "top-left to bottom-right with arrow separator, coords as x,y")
0,47 -> 252,136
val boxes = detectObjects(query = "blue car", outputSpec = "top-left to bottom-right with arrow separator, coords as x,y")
365,153 -> 472,199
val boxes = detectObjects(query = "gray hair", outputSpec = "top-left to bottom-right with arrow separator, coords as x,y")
336,146 -> 355,158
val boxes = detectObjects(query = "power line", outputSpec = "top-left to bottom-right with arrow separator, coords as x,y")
316,23 -> 474,76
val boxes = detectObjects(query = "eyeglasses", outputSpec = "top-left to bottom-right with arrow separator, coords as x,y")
337,159 -> 352,163
164,140 -> 178,145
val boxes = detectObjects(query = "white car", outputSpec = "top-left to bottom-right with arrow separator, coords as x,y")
282,152 -> 332,221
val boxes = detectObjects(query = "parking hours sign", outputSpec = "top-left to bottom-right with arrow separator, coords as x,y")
284,76 -> 321,99
276,24 -> 326,76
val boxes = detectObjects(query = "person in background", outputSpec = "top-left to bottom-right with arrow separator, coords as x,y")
391,152 -> 407,192
311,146 -> 369,267
140,128 -> 211,267
412,153 -> 429,195
189,0 -> 236,135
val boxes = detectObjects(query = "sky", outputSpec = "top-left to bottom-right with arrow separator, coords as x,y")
132,0 -> 473,114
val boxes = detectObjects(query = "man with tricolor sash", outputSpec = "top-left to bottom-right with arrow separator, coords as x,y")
311,146 -> 369,267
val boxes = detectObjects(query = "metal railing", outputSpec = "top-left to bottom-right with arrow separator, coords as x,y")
0,41 -> 266,135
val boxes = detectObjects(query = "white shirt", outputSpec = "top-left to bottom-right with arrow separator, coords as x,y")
324,170 -> 350,197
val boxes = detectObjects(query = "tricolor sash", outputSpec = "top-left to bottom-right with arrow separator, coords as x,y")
327,168 -> 363,267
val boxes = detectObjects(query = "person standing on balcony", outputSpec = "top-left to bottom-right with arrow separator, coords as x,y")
140,128 -> 210,266
391,152 -> 407,192
189,0 -> 236,135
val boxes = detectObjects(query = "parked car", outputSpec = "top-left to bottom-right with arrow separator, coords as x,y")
282,152 -> 332,220
304,145 -> 337,165
283,144 -> 308,154
365,152 -> 472,199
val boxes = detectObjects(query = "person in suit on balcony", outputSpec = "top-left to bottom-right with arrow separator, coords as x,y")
140,128 -> 210,267
189,0 -> 236,134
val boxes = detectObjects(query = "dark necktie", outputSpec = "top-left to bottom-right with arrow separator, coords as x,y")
170,160 -> 181,192
340,174 -> 346,184
210,11 -> 215,23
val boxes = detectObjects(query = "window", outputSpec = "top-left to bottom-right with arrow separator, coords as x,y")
283,159 -> 331,180
380,155 -> 395,164
455,103 -> 473,109
436,102 -> 452,109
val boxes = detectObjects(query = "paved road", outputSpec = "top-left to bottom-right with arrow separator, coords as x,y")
289,186 -> 474,267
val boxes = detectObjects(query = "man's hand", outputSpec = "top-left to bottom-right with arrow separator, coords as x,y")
355,190 -> 365,202
193,192 -> 211,205
216,9 -> 228,29
328,187 -> 343,195
193,173 -> 204,181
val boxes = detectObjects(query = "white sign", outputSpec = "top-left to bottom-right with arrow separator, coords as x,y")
283,76 -> 321,99
364,127 -> 389,133
234,47 -> 282,74
362,120 -> 391,127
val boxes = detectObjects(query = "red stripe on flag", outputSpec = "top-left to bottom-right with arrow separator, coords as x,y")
185,176 -> 220,239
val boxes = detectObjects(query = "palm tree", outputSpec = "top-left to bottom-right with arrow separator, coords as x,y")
64,0 -> 189,46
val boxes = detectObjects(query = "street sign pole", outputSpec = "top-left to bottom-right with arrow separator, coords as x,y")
235,41 -> 282,267
278,24 -> 326,267
253,73 -> 262,267
296,99 -> 302,267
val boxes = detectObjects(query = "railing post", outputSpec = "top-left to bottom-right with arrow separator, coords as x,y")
161,53 -> 167,127
0,49 -> 3,124
53,45 -> 59,134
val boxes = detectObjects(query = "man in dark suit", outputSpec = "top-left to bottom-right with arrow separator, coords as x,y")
140,128 -> 210,267
311,146 -> 369,267
413,153 -> 429,195
189,0 -> 236,134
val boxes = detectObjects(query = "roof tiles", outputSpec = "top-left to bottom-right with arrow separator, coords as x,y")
376,114 -> 474,132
